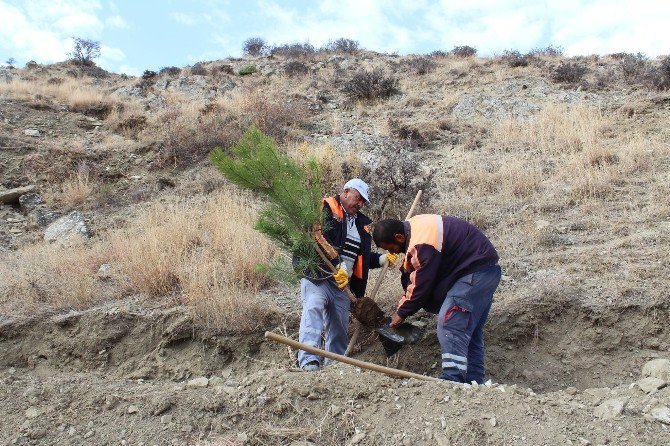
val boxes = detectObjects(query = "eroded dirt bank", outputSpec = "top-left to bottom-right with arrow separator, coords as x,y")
1,299 -> 669,445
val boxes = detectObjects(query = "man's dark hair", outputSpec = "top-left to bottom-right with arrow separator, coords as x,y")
373,219 -> 405,245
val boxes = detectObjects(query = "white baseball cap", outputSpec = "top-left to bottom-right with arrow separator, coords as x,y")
344,178 -> 370,203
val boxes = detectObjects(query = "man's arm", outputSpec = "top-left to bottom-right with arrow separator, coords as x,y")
395,244 -> 441,319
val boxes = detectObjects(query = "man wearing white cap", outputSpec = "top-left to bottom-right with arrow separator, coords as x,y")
295,179 -> 398,371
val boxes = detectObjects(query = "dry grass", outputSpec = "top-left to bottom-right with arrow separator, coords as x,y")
109,191 -> 279,331
457,156 -> 542,198
0,78 -> 116,114
492,103 -> 612,154
142,89 -> 309,167
0,240 -> 107,313
285,141 -> 363,196
22,139 -> 92,182
59,164 -> 94,208
0,190 -> 280,330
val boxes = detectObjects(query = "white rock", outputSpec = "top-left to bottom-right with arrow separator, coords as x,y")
24,129 -> 40,137
160,414 -> 172,424
127,405 -> 138,414
25,407 -> 39,418
593,398 -> 626,420
44,211 -> 91,245
637,377 -> 667,393
187,377 -> 209,388
651,406 -> 670,424
642,359 -> 670,381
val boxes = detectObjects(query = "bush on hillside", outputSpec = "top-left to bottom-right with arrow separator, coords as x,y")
270,42 -> 316,58
500,50 -> 529,67
322,38 -> 360,54
343,68 -> 399,101
190,62 -> 208,76
551,62 -> 588,84
619,53 -> 648,80
283,61 -> 309,77
142,70 -> 157,80
451,46 -> 477,57
405,57 -> 437,75
642,57 -> 670,91
243,37 -> 267,56
528,45 -> 563,57
429,50 -> 449,58
159,66 -> 181,76
239,65 -> 257,76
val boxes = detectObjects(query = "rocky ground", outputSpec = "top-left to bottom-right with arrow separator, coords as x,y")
1,50 -> 670,444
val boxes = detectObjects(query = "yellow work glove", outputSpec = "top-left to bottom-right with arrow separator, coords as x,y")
380,252 -> 400,268
332,267 -> 349,289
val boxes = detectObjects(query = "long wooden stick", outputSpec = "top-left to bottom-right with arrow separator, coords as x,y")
265,331 -> 440,382
345,190 -> 422,356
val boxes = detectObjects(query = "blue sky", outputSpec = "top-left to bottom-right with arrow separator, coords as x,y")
1,0 -> 669,76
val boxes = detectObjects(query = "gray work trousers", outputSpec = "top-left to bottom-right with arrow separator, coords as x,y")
298,278 -> 350,367
437,264 -> 502,384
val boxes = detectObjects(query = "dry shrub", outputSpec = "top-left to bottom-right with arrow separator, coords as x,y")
457,157 -> 542,198
103,101 -> 147,138
59,163 -> 94,208
492,104 -> 611,154
146,90 -> 308,167
285,142 -> 363,196
109,191 -> 279,331
22,139 -> 96,182
0,78 -> 116,116
0,240 -> 107,314
564,136 -> 663,199
343,68 -> 400,101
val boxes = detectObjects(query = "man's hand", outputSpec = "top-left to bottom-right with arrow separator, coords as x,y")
390,312 -> 404,328
332,267 -> 349,289
380,252 -> 400,268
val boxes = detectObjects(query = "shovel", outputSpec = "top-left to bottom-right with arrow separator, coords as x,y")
313,245 -> 406,344
345,190 -> 424,356
378,318 -> 425,356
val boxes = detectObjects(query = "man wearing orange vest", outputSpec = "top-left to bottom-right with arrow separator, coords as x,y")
373,215 -> 501,383
296,179 -> 398,371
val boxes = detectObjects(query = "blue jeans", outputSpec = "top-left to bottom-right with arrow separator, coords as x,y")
298,278 -> 350,367
437,265 -> 501,383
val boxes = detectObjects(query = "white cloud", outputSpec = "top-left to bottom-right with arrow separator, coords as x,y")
0,0 -> 128,72
171,12 -> 197,26
117,64 -> 141,76
105,15 -> 128,29
248,0 -> 669,57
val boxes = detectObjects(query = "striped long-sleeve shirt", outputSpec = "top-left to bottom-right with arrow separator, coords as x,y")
397,215 -> 499,318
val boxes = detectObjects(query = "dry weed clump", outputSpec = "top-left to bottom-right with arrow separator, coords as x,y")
0,78 -> 116,117
145,90 -> 308,167
22,139 -> 99,182
0,240 -> 107,314
492,104 -> 610,154
109,191 -> 279,331
457,156 -> 542,198
57,163 -> 94,209
285,142 -> 363,196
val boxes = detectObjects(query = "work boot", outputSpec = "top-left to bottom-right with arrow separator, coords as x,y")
301,360 -> 320,372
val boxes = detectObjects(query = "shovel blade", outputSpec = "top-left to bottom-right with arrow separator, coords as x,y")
375,319 -> 425,357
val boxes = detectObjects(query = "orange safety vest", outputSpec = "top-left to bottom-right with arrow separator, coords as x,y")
315,197 -> 365,279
